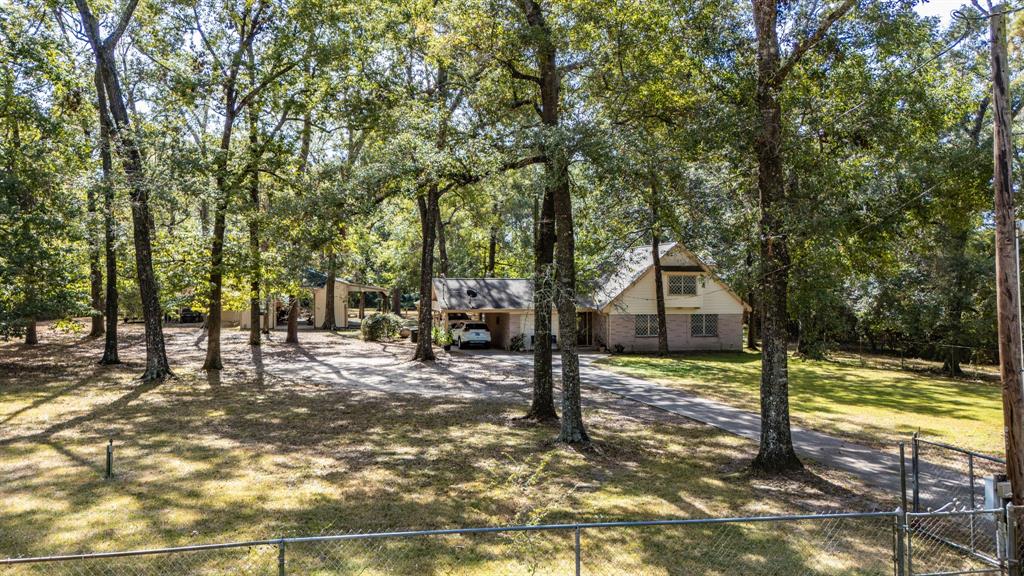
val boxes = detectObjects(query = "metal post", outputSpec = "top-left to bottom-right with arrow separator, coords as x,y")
575,527 -> 581,576
105,439 -> 113,479
900,442 -> 908,515
1009,504 -> 1019,576
278,540 -> 285,576
911,434 -> 920,512
895,509 -> 906,576
969,453 -> 976,552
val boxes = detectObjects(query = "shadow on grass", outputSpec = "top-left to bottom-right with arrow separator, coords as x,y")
0,331 -> 894,575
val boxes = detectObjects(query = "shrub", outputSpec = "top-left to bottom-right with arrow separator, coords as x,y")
510,333 -> 525,352
431,325 -> 453,346
360,312 -> 404,341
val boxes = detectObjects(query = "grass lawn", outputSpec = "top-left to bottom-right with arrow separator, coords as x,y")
596,350 -> 1004,456
0,325 -> 897,574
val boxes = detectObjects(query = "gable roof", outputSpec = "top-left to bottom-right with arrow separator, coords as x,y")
302,269 -> 386,292
592,242 -> 750,313
432,241 -> 749,313
591,242 -> 675,310
433,278 -> 535,310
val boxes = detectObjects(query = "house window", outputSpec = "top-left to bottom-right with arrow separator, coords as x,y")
668,275 -> 697,295
691,314 -> 718,337
635,314 -> 658,337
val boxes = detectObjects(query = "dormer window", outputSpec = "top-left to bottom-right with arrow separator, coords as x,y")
668,275 -> 697,296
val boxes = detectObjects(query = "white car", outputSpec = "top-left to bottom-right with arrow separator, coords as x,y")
452,322 -> 491,349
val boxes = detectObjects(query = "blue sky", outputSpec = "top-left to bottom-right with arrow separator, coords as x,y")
914,0 -> 971,26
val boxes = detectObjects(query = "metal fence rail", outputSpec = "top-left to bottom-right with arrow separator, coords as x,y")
1,512 -> 902,576
911,435 -> 1006,513
907,508 -> 1007,576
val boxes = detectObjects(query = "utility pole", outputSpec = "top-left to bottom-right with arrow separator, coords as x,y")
990,2 -> 1024,525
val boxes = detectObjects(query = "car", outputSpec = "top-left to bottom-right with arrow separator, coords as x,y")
451,322 -> 491,349
178,308 -> 203,323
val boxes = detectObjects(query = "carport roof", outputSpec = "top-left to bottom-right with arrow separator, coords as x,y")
433,278 -> 534,311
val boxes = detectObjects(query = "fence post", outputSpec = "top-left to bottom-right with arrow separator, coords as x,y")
278,540 -> 286,576
911,434 -> 920,512
1009,504 -> 1018,576
575,527 -> 581,576
906,509 -> 914,576
900,442 -> 908,514
895,509 -> 906,576
968,453 -> 976,552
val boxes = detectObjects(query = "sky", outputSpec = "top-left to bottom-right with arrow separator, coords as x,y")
913,0 -> 973,26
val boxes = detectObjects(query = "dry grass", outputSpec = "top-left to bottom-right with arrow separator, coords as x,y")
0,324 -> 895,573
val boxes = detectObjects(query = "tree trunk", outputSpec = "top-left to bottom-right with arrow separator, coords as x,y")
391,285 -> 402,315
943,229 -> 969,376
87,183 -> 104,337
746,251 -> 759,351
95,67 -> 119,364
413,188 -> 438,361
286,111 -> 313,344
528,187 -> 557,420
553,151 -> 588,444
25,320 -> 37,345
203,103 -> 235,371
75,3 -> 171,380
651,187 -> 668,356
747,298 -> 759,350
247,103 -> 262,347
435,202 -> 449,277
516,0 -> 563,423
359,290 -> 366,319
321,250 -> 337,330
751,0 -> 800,473
487,229 -> 497,277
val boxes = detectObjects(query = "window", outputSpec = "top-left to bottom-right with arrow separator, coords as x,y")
668,275 -> 697,295
691,314 -> 718,337
635,314 -> 658,337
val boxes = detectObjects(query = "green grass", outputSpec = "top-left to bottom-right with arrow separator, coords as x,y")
0,326 -> 896,574
596,351 -> 1005,455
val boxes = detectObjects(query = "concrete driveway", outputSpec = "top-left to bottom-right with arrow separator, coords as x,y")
452,347 -> 971,506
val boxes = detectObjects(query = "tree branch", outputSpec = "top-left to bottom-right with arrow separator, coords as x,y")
499,58 -> 542,86
233,61 -> 297,115
103,0 -> 139,48
777,0 -> 858,83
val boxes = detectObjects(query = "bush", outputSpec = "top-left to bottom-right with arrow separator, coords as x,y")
431,325 -> 453,346
360,312 -> 404,341
510,333 -> 525,352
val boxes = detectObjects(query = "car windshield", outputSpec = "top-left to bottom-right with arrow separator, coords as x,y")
465,323 -> 487,330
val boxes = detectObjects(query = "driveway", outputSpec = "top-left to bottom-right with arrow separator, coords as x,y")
453,347 -> 971,507
183,328 -> 967,508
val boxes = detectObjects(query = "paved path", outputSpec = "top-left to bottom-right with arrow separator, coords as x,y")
462,349 -> 969,507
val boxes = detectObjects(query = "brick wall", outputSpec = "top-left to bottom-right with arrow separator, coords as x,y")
604,313 -> 743,352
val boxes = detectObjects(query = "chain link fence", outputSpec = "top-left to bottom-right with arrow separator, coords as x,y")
5,509 -> 1024,575
910,435 -> 1006,514
2,513 -> 902,576
907,509 -> 1006,575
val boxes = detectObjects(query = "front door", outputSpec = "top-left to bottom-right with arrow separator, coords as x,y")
576,312 -> 593,346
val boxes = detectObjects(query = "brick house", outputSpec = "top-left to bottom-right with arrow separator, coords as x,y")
433,242 -> 748,352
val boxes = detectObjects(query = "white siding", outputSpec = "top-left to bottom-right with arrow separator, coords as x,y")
605,247 -> 745,316
312,284 -> 349,327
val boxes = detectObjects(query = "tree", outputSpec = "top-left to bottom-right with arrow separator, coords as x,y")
93,66 -> 120,364
0,6 -> 85,344
184,0 -> 295,369
73,0 -> 172,381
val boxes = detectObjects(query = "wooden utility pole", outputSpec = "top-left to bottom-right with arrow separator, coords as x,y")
989,4 -> 1024,516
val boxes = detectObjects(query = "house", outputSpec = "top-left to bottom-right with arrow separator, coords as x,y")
304,271 -> 388,328
432,242 -> 748,352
